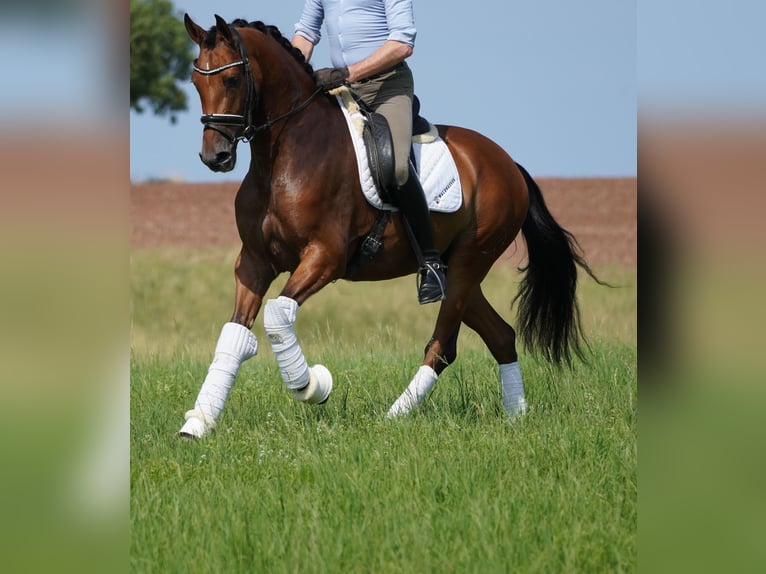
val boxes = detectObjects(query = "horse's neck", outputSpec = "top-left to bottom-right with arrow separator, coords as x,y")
249,68 -> 331,160
242,35 -> 350,186
262,77 -> 312,116
249,36 -> 316,123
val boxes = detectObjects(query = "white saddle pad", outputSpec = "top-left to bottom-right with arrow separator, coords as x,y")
332,88 -> 463,213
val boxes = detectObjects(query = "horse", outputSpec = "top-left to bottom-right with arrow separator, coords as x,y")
178,15 -> 599,438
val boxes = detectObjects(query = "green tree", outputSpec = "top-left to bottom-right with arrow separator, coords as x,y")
130,0 -> 194,123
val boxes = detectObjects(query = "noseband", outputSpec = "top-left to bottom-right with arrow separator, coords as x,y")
192,26 -> 322,143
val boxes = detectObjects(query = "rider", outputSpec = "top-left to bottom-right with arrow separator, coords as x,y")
291,0 -> 447,304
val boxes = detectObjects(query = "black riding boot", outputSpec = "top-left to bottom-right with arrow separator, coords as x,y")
394,165 -> 447,304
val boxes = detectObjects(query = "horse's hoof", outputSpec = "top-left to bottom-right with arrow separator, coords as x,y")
178,410 -> 214,438
293,364 -> 333,404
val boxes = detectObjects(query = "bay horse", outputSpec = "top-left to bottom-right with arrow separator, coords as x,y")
178,15 -> 598,438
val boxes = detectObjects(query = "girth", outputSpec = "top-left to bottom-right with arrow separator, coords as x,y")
344,211 -> 390,279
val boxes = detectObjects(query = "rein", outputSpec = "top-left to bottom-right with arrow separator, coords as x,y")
192,26 -> 322,143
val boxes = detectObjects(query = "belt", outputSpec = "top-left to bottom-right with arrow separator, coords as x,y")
355,62 -> 406,84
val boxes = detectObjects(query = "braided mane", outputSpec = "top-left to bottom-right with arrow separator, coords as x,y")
203,19 -> 315,77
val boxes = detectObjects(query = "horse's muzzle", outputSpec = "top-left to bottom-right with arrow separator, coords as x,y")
199,144 -> 237,173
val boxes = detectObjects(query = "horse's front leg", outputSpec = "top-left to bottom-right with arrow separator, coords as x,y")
179,248 -> 275,438
263,245 -> 341,405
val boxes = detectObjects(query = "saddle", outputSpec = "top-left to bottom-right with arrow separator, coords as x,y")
356,94 -> 432,204
346,94 -> 431,279
331,90 -> 452,279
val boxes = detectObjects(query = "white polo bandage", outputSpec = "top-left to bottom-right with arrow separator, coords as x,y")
499,362 -> 527,415
192,322 -> 258,424
293,364 -> 333,404
264,296 -> 310,390
387,365 -> 439,417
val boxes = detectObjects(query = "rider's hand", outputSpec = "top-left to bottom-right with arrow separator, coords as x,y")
314,67 -> 349,91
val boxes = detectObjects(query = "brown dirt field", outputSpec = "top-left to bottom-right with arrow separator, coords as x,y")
131,178 -> 636,269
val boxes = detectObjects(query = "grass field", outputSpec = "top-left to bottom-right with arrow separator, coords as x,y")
131,246 -> 636,572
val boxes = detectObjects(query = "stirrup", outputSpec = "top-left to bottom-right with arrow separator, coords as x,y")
417,260 -> 447,304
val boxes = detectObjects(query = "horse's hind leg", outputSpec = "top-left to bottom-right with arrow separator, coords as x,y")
386,270 -> 470,417
386,324 -> 461,417
462,287 -> 527,415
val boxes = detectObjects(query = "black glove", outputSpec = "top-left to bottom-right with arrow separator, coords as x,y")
314,67 -> 349,91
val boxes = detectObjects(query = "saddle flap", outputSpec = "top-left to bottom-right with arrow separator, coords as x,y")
361,111 -> 395,201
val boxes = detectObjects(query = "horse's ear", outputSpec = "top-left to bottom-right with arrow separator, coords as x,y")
184,13 -> 206,46
214,14 -> 234,46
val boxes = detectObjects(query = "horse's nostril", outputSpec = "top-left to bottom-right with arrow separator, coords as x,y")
216,151 -> 232,165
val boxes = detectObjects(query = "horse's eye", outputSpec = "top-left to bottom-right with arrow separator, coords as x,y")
223,75 -> 241,90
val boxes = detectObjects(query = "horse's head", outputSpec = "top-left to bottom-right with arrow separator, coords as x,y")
185,14 -> 258,172
185,15 -> 320,173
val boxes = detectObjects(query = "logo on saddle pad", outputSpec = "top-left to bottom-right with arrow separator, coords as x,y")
331,88 -> 463,213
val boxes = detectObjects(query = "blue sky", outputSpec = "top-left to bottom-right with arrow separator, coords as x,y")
638,0 -> 766,115
130,0 -> 636,182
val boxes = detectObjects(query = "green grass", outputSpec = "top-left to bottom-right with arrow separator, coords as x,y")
131,246 -> 636,573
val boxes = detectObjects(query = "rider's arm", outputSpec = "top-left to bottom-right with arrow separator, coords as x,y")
347,40 -> 413,82
292,0 -> 323,62
291,34 -> 315,63
348,0 -> 416,82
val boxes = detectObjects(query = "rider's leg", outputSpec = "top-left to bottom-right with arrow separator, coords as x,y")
354,65 -> 446,304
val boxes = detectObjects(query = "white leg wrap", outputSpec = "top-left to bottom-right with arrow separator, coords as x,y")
499,361 -> 527,416
264,296 -> 310,391
292,364 -> 333,404
179,322 -> 258,437
386,365 -> 439,418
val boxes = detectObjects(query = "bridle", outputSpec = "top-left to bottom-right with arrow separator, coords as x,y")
192,26 -> 322,143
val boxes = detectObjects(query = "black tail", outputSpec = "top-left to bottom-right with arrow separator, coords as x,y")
513,163 -> 603,366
